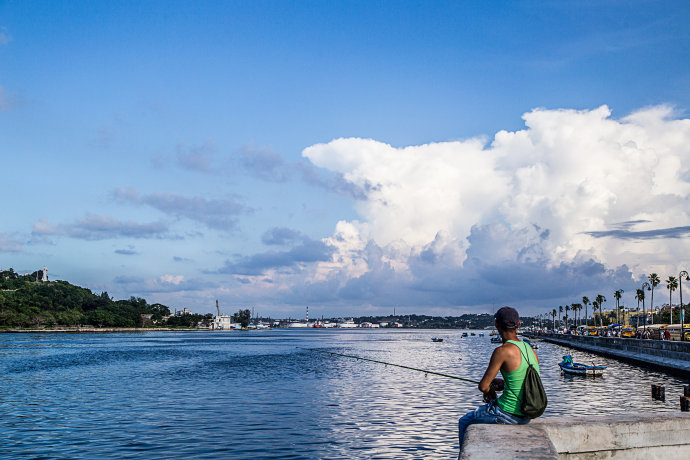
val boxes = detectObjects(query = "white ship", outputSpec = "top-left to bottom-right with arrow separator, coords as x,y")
337,318 -> 358,328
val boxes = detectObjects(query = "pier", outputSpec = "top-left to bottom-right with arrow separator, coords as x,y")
532,333 -> 690,376
461,413 -> 690,459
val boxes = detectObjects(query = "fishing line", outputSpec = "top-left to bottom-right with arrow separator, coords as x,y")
297,346 -> 480,384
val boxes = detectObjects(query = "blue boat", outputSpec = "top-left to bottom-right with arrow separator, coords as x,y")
559,355 -> 606,376
523,338 -> 538,349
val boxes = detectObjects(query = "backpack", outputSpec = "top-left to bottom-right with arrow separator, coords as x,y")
516,342 -> 547,419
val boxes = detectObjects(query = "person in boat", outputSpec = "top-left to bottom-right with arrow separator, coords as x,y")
458,306 -> 540,450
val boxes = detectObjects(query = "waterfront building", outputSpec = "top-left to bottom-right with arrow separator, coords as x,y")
212,315 -> 242,330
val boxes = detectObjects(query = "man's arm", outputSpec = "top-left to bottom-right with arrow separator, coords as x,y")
478,347 -> 506,401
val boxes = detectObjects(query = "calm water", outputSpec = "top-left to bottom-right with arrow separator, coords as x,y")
0,329 -> 686,459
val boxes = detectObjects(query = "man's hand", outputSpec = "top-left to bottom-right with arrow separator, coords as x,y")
490,378 -> 504,392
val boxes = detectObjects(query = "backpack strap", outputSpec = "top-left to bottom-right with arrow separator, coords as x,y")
504,341 -> 532,400
520,342 -> 534,367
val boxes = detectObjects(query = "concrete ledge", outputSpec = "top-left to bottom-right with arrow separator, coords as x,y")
461,413 -> 690,460
460,424 -> 558,459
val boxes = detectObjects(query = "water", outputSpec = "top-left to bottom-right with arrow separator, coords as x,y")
0,329 -> 686,459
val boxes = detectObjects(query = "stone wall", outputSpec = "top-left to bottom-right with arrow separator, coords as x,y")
461,413 -> 690,459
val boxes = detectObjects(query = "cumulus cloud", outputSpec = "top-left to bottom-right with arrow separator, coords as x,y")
235,104 -> 689,310
113,187 -> 251,231
32,214 -> 170,240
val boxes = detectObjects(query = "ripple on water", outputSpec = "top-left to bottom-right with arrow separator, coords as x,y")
0,330 -> 686,459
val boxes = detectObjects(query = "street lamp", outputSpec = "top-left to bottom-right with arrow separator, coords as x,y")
680,270 -> 689,341
641,282 -> 650,334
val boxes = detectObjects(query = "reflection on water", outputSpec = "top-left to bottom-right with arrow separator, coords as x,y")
0,330 -> 686,459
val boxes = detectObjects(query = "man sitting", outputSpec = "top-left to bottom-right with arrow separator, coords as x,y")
458,306 -> 540,451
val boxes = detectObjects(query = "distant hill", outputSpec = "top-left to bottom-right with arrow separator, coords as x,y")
0,268 -> 200,329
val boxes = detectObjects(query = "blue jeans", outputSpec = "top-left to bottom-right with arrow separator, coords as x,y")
458,399 -> 530,449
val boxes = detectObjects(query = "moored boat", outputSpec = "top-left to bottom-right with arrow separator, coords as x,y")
431,337 -> 443,342
559,355 -> 606,376
523,338 -> 538,349
490,336 -> 502,344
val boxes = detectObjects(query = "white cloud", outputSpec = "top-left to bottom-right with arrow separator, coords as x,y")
292,105 -> 690,309
160,274 -> 184,285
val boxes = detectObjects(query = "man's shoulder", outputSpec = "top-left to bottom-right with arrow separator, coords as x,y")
496,341 -> 522,354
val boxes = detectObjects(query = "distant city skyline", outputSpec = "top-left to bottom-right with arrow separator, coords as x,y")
1,1 -> 690,317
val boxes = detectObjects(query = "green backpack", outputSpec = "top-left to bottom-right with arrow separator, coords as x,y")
516,342 -> 547,419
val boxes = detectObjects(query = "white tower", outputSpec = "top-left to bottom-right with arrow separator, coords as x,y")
306,306 -> 309,322
41,266 -> 48,282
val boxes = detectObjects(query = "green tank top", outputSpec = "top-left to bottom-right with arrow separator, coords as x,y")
496,340 -> 539,417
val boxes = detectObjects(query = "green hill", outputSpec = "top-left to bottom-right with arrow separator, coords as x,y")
0,268 -> 194,329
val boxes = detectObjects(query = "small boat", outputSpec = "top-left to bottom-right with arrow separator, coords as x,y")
523,338 -> 538,349
490,336 -> 502,344
559,355 -> 606,376
431,337 -> 443,342
470,332 -> 476,336
489,330 -> 498,336
461,332 -> 468,338
478,333 -> 485,337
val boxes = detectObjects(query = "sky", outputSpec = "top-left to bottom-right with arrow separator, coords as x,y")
1,1 -> 690,318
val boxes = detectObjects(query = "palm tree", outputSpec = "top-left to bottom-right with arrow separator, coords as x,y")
551,308 -> 557,330
582,296 -> 590,327
573,303 -> 582,329
595,294 -> 606,328
558,306 -> 563,329
648,273 -> 660,325
667,276 -> 678,324
614,289 -> 624,324
565,305 -> 570,330
635,289 -> 645,329
571,303 -> 577,328
592,300 -> 599,329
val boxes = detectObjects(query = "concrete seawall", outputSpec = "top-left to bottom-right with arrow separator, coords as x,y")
534,333 -> 690,376
461,413 -> 690,459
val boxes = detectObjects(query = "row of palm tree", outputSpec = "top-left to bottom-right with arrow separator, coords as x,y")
544,272 -> 688,330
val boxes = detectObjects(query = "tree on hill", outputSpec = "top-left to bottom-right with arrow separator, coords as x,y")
0,268 -> 181,329
233,309 -> 251,328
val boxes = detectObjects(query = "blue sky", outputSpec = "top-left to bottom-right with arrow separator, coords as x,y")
1,1 -> 690,318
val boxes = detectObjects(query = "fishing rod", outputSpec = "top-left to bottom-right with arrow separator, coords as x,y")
297,346 -> 480,384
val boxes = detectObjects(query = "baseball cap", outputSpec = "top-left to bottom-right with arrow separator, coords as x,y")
494,306 -> 520,329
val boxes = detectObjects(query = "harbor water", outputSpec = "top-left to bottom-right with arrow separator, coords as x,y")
0,329 -> 686,459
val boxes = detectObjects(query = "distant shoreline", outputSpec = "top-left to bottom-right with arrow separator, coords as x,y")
0,327 -> 206,333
